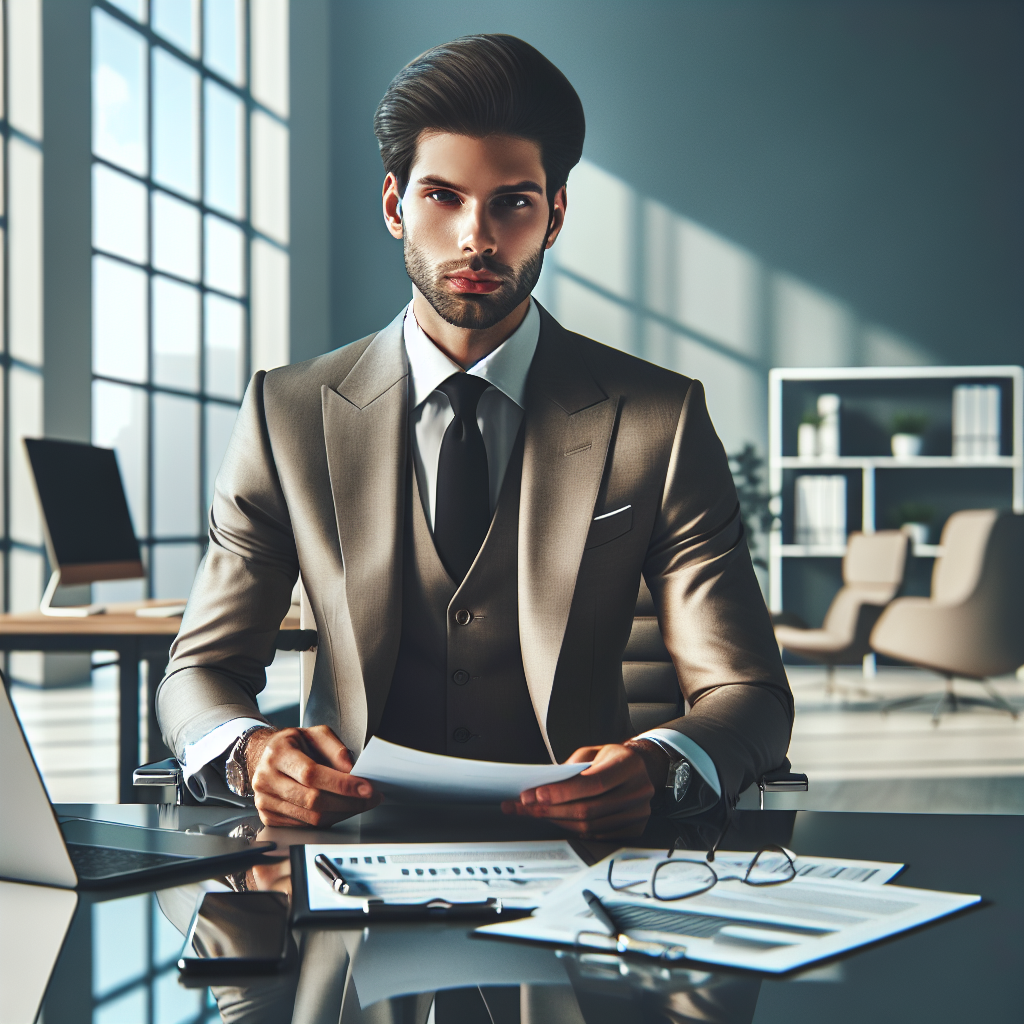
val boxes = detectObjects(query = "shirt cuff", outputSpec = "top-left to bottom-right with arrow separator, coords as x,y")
636,728 -> 722,799
182,718 -> 269,799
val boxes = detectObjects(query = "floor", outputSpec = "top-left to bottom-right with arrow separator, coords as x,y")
9,657 -> 1024,813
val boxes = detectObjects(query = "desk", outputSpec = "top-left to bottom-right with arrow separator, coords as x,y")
0,606 -> 301,802
20,804 -> 1024,1024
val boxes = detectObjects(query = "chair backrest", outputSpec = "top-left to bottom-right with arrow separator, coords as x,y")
821,530 -> 909,639
622,578 -> 683,734
931,509 -> 1024,612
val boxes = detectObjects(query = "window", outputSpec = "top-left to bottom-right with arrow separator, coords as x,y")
91,0 -> 289,602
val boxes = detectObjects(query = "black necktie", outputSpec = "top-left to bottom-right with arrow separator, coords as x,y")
434,373 -> 492,582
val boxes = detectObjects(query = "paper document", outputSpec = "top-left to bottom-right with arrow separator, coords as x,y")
305,841 -> 586,912
478,848 -> 978,973
351,737 -> 591,803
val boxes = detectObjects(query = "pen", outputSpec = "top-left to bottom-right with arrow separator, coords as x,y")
314,854 -> 350,895
582,888 -> 620,935
581,888 -> 687,961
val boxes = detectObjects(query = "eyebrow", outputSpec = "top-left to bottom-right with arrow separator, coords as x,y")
415,176 -> 544,197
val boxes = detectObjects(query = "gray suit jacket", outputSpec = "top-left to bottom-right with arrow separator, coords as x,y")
157,305 -> 792,802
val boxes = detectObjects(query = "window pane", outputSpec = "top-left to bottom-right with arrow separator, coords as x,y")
153,392 -> 199,536
251,111 -> 288,243
93,895 -> 148,998
153,48 -> 199,198
205,293 -> 245,399
151,0 -> 197,56
153,276 -> 199,390
93,163 -> 147,263
93,9 -> 147,176
152,190 -> 200,280
107,0 -> 146,21
205,80 -> 244,218
205,214 -> 244,296
92,379 -> 148,533
205,402 -> 238,511
250,0 -> 288,117
204,0 -> 244,85
93,256 -> 147,383
151,542 -> 201,599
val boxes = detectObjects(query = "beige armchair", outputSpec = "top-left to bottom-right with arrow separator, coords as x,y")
774,531 -> 910,694
870,509 -> 1023,722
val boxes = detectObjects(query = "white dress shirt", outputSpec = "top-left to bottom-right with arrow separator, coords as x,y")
182,296 -> 719,800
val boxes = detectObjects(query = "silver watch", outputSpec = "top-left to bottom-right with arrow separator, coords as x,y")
666,757 -> 693,805
225,725 -> 271,798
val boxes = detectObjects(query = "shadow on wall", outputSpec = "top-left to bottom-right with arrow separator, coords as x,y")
535,158 -> 934,459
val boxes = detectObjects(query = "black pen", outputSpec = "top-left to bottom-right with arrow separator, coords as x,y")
314,854 -> 350,895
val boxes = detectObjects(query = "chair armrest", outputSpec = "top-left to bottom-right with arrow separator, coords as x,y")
756,762 -> 808,810
275,629 -> 318,651
134,758 -> 186,805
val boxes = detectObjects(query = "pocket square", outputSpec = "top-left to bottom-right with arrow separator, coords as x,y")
585,504 -> 633,549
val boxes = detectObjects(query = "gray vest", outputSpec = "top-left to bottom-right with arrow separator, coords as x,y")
376,429 -> 550,763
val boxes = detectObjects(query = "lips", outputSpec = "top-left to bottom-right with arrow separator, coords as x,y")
446,273 -> 502,294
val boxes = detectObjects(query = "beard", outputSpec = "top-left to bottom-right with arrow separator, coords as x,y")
404,236 -> 545,331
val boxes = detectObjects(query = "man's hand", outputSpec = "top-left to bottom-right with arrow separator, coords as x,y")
500,742 -> 661,839
245,725 -> 381,828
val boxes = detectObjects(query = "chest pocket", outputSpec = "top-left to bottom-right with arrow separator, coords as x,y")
585,504 -> 633,550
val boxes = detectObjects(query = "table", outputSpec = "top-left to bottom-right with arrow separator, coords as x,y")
19,803 -> 1024,1024
0,606 -> 302,802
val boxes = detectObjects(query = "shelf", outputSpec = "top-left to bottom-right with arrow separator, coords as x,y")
780,543 -> 944,558
777,456 -> 1016,469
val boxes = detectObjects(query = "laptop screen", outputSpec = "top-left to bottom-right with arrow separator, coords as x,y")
24,438 -> 142,570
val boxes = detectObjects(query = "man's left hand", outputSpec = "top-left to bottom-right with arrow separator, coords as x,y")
500,742 -> 660,839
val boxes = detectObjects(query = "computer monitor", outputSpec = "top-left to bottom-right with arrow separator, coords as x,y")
23,438 -> 144,615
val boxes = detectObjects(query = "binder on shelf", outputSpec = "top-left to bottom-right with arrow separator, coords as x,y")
794,475 -> 846,547
952,384 -> 1000,458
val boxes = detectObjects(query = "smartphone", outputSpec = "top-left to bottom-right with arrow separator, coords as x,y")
178,891 -> 292,976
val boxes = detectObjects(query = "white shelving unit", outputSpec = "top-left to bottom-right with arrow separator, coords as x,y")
768,365 -> 1023,613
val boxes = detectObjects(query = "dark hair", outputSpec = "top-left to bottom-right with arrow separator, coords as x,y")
374,34 -> 585,202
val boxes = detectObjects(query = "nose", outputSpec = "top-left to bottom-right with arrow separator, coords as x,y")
458,201 -> 496,263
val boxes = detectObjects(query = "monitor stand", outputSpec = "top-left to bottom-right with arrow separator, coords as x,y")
39,570 -> 106,617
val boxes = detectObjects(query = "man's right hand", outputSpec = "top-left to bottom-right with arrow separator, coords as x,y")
245,725 -> 381,828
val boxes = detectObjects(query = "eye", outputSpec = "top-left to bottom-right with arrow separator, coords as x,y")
426,189 -> 461,205
493,194 -> 532,210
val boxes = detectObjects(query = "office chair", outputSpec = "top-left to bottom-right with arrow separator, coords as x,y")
773,530 -> 909,695
138,579 -> 807,809
870,509 -> 1023,723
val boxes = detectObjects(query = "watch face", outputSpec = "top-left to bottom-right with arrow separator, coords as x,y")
672,760 -> 692,805
225,756 -> 247,797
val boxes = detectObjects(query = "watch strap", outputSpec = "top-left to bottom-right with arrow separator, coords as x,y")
225,724 -> 271,798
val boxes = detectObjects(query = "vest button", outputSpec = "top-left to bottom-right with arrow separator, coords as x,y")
452,669 -> 470,685
453,727 -> 471,743
454,609 -> 473,626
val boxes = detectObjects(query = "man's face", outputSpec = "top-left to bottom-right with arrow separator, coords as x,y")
383,133 -> 566,331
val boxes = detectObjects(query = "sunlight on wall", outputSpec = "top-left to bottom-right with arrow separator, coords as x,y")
538,158 -> 935,460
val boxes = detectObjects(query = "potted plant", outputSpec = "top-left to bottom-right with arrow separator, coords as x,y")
797,409 -> 822,458
893,502 -> 934,551
890,412 -> 928,459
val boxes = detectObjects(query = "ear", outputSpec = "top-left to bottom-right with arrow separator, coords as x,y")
544,185 -> 568,249
382,173 -> 403,239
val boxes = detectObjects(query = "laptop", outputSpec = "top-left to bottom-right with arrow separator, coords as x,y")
0,679 -> 274,889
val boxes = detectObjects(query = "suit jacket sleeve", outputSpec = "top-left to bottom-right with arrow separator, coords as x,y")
643,380 -> 793,804
156,371 -> 298,759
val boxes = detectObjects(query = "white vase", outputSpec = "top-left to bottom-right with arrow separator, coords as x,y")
891,433 -> 923,459
797,423 -> 818,458
816,395 -> 840,457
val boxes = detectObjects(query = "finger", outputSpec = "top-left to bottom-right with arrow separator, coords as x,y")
533,758 -> 638,806
272,744 -> 375,800
546,804 -> 652,838
565,746 -> 602,764
255,786 -> 381,828
514,776 -> 651,822
301,726 -> 355,772
261,764 -> 377,816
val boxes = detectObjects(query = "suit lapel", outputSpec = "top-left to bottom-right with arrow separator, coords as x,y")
519,306 -> 620,758
322,312 -> 408,733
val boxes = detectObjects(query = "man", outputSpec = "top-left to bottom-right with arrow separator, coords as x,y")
157,35 -> 792,839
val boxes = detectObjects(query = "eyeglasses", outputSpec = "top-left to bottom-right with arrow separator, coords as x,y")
606,845 -> 797,902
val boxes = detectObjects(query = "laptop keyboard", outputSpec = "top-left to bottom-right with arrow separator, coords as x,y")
67,843 -> 190,879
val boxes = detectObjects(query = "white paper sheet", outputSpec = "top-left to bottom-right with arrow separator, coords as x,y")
351,737 -> 591,803
478,848 -> 978,974
305,840 -> 586,912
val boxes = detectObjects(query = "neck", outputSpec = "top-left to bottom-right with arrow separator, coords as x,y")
411,288 -> 530,369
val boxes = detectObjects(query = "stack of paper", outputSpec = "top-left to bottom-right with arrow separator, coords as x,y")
477,848 -> 980,974
953,384 -> 1001,457
794,475 -> 846,547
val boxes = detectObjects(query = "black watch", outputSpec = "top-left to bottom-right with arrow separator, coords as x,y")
224,725 -> 271,798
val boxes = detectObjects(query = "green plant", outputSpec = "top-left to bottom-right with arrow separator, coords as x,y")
891,502 -> 935,527
728,444 -> 773,569
890,411 -> 929,436
800,409 -> 823,427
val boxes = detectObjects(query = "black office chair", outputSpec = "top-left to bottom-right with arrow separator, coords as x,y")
138,582 -> 806,810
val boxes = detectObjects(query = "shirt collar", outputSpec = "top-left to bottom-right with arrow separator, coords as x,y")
403,297 -> 540,410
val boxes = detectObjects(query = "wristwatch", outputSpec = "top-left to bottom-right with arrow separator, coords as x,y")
224,725 -> 271,798
666,756 -> 693,805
